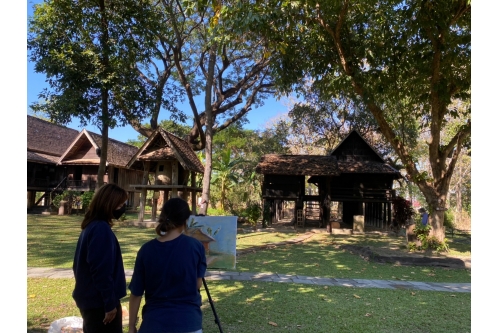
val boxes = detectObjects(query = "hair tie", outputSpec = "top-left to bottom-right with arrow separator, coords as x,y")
160,231 -> 166,236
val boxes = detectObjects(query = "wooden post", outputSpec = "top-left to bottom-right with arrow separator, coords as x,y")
139,161 -> 150,222
383,202 -> 387,229
191,171 -> 197,215
139,188 -> 147,222
171,162 -> 178,198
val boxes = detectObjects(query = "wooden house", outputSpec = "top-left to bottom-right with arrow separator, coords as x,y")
308,130 -> 402,228
28,115 -> 80,209
126,127 -> 205,221
27,115 -> 143,211
256,130 -> 402,230
255,154 -> 341,226
184,227 -> 216,254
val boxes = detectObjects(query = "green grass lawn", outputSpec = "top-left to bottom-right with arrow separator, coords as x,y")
235,233 -> 471,283
28,278 -> 471,333
236,230 -> 300,250
27,214 -> 471,332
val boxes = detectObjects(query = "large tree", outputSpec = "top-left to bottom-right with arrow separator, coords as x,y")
28,0 -> 154,187
228,0 -> 471,240
124,0 -> 277,214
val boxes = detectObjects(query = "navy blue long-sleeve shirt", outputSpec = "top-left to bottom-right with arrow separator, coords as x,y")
129,234 -> 207,332
72,220 -> 126,312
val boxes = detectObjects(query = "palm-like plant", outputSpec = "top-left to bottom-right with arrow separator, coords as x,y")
211,149 -> 244,211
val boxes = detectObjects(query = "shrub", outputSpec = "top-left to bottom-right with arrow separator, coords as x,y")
392,196 -> 415,227
80,191 -> 94,212
411,222 -> 449,253
206,207 -> 230,216
407,242 -> 418,252
239,202 -> 262,226
444,210 -> 455,229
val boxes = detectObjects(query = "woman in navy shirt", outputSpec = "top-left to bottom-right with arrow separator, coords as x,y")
128,198 -> 207,333
72,183 -> 128,333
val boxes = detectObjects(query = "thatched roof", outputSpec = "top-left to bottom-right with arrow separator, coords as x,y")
337,161 -> 401,174
27,115 -> 79,158
27,151 -> 60,164
58,129 -> 139,167
127,128 -> 204,174
255,154 -> 340,176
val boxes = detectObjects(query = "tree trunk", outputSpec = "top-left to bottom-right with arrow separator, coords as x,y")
198,44 -> 217,215
97,120 -> 109,189
97,0 -> 110,190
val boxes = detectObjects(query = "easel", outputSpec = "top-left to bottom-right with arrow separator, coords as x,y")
203,277 -> 224,333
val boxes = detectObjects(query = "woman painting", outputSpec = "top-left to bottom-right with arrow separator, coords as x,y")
128,198 -> 207,333
72,183 -> 128,333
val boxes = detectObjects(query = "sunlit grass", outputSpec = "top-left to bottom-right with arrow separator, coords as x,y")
235,234 -> 471,283
236,230 -> 299,250
28,278 -> 471,333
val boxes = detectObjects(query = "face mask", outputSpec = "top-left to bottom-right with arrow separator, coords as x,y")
113,205 -> 127,220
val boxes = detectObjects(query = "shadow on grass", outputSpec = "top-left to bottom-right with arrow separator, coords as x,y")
27,278 -> 471,333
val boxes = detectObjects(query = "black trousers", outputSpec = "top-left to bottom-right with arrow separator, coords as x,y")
80,303 -> 122,333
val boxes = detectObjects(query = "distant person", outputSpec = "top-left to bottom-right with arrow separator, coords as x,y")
419,207 -> 429,226
72,184 -> 128,333
128,198 -> 207,333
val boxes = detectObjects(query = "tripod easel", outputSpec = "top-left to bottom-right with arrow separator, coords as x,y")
202,277 -> 224,333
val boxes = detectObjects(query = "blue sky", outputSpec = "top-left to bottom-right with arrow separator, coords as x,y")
25,0 -> 291,143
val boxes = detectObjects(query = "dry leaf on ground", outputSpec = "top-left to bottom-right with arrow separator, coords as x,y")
268,321 -> 278,327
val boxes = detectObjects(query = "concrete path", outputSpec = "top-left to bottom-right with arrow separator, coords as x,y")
27,267 -> 470,293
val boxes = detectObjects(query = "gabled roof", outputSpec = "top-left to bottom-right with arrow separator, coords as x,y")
58,129 -> 138,167
27,115 -> 80,157
329,129 -> 385,162
126,127 -> 204,173
27,151 -> 60,164
185,228 -> 216,243
255,154 -> 340,176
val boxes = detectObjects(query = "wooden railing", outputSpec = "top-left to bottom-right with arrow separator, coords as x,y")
66,180 -> 97,190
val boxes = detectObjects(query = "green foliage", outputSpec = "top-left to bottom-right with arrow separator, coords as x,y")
413,222 -> 449,253
414,223 -> 432,243
206,207 -> 230,216
444,210 -> 455,229
392,196 -> 415,227
28,0 -> 154,128
80,191 -> 94,212
238,202 -> 262,226
52,190 -> 80,209
407,242 -> 418,252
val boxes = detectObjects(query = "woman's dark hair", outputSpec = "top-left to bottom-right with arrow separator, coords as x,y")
156,198 -> 191,236
81,184 -> 128,229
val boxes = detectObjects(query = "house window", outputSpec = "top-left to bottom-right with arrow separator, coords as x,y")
159,165 -> 164,172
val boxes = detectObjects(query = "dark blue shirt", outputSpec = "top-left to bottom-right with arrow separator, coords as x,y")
72,220 -> 126,312
421,213 -> 429,226
129,234 -> 207,333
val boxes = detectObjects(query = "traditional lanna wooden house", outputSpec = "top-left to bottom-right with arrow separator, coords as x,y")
27,115 -> 143,211
255,154 -> 341,226
27,115 -> 79,209
126,127 -> 205,222
256,130 -> 402,231
308,130 -> 402,228
57,129 -> 144,207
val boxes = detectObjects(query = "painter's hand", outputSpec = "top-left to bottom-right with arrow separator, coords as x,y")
103,307 -> 117,325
